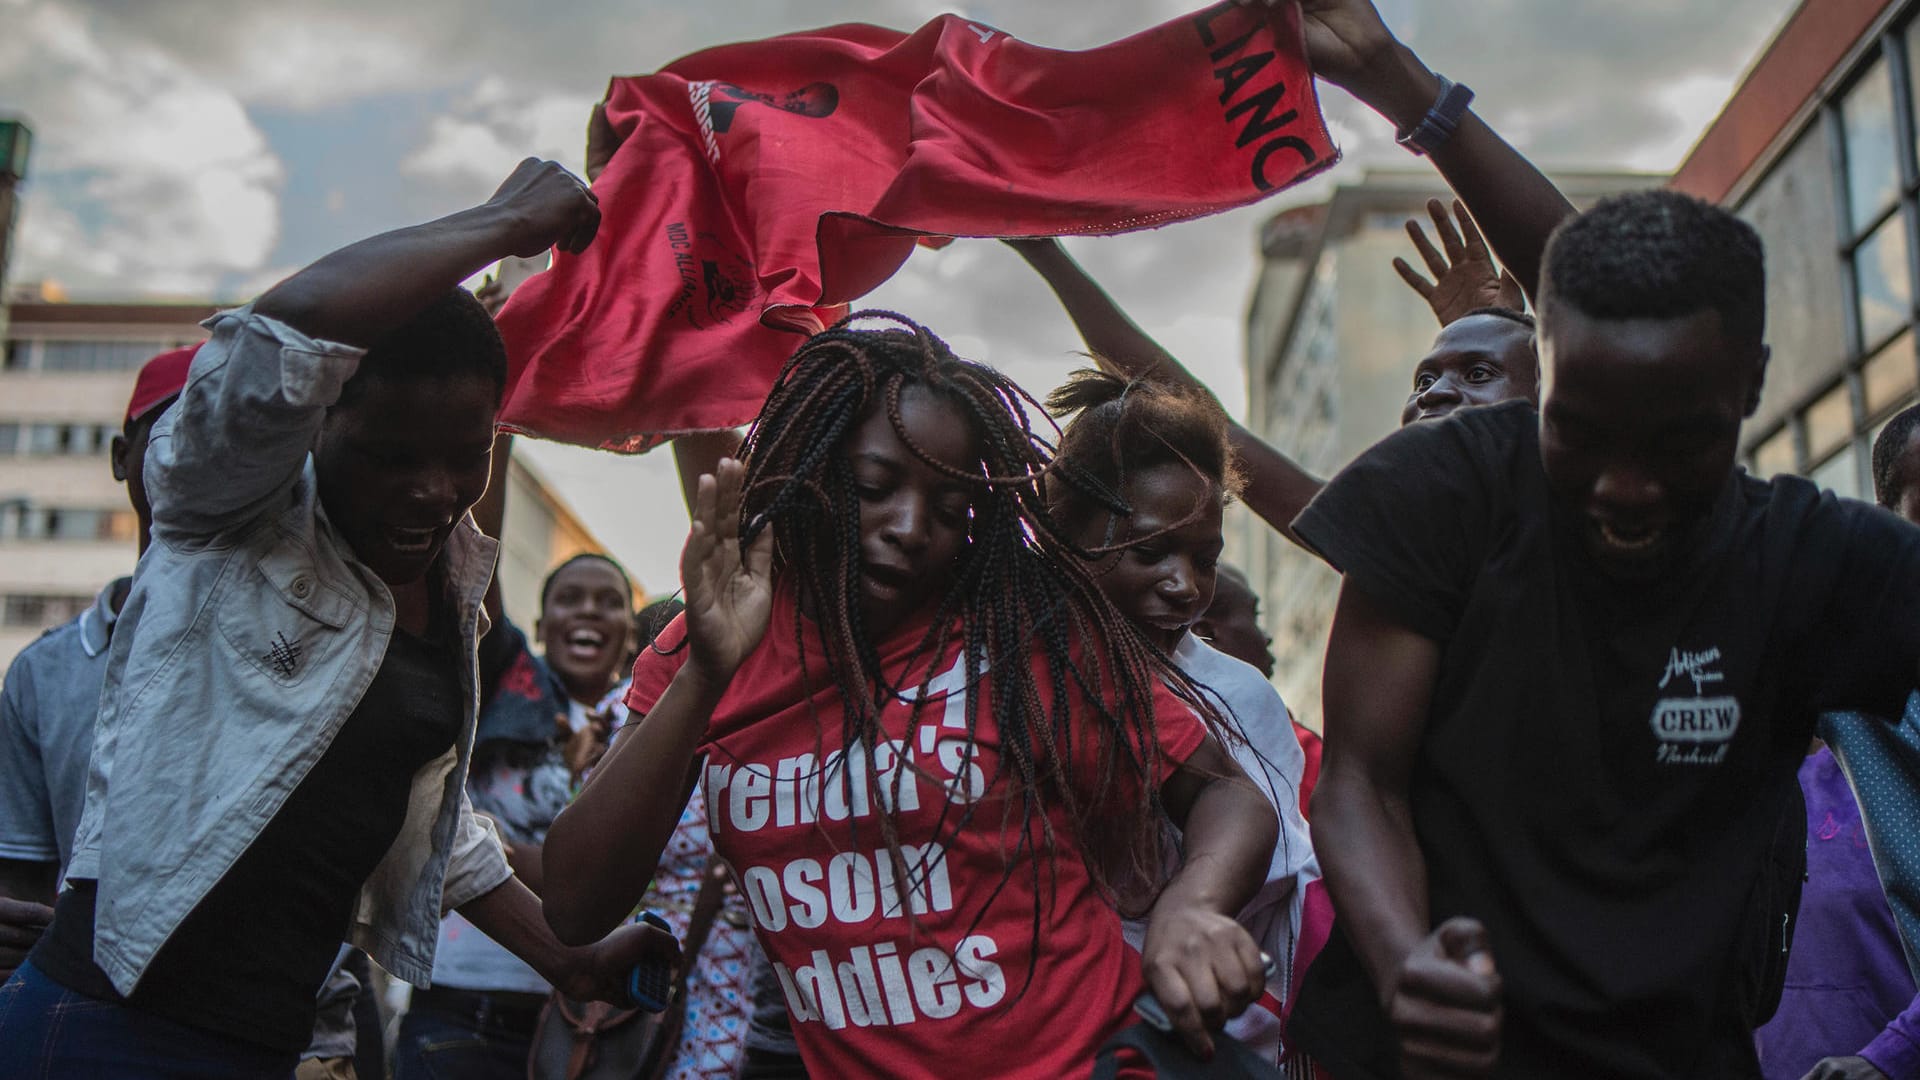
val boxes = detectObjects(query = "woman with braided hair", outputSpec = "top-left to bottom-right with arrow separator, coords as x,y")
542,312 -> 1278,1077
1047,368 -> 1316,1069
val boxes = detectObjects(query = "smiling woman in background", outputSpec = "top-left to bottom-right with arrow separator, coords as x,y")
395,552 -> 636,1080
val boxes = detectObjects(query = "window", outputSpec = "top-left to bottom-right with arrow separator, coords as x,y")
3,341 -> 28,370
9,421 -> 115,456
1854,215 -> 1913,348
1843,55 -> 1902,234
1810,445 -> 1863,499
0,504 -> 135,542
1864,330 -> 1919,418
1746,25 -> 1920,497
26,424 -> 61,455
1753,426 -> 1796,478
36,340 -> 169,373
1,594 -> 91,629
1805,381 -> 1855,462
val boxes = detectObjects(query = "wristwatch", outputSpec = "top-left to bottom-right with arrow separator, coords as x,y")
1397,75 -> 1475,156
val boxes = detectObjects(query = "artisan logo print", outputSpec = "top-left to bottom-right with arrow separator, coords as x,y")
1649,645 -> 1739,765
265,632 -> 302,678
1659,646 -> 1725,695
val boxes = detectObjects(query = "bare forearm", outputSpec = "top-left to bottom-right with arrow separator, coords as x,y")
1017,239 -> 1327,544
503,839 -> 544,897
1233,429 -> 1326,548
1160,773 -> 1278,919
1310,770 -> 1430,999
255,203 -> 526,347
458,875 -> 585,987
1342,43 -> 1575,303
542,666 -> 722,943
1014,239 -> 1187,383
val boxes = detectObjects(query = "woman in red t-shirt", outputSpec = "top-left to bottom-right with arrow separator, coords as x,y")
543,314 -> 1278,1078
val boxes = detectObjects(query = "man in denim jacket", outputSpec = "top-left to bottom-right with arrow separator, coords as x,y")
0,158 -> 673,1078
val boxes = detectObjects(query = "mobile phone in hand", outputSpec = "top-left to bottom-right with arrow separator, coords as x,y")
625,911 -> 675,1012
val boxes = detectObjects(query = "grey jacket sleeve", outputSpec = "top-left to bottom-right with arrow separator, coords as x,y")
441,788 -> 514,913
145,305 -> 366,546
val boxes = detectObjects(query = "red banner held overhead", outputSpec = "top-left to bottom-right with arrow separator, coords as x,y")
495,3 -> 1337,451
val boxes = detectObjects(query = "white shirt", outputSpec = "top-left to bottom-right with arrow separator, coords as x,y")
1124,634 -> 1318,1062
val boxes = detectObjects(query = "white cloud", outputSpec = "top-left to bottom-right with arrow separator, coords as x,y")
224,12 -> 437,109
1624,73 -> 1747,173
0,0 -> 282,297
402,79 -> 597,188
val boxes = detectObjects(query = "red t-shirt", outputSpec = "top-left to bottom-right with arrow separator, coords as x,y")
1291,720 -> 1323,820
626,585 -> 1205,1078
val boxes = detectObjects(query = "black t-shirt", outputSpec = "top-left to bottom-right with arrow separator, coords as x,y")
35,611 -> 464,1051
1287,400 -> 1920,1079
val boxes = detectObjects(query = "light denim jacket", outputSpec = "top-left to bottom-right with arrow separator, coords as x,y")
65,305 -> 513,994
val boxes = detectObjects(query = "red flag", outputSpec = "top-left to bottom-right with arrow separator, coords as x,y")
495,3 -> 1337,451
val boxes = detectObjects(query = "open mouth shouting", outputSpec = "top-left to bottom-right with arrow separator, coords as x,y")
1593,518 -> 1665,557
563,626 -> 611,665
382,523 -> 444,557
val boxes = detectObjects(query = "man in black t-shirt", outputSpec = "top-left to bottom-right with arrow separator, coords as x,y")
1289,190 -> 1920,1079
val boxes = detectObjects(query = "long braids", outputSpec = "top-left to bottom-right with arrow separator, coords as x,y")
730,312 -> 1218,992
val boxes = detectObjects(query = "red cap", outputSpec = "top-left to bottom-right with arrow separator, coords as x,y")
125,343 -> 201,424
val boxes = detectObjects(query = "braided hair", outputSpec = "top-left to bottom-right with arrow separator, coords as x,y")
724,312 -> 1217,988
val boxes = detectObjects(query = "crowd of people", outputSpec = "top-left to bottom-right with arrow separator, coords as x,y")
2,0 -> 1919,1077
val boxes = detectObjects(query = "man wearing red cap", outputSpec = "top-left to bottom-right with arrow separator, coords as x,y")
0,344 -> 192,977
0,344 -> 386,1076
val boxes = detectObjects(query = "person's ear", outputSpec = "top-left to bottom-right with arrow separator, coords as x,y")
1745,344 -> 1771,418
534,616 -> 546,645
110,433 -> 130,482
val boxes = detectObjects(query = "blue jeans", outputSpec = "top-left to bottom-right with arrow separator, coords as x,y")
392,1001 -> 534,1080
0,959 -> 299,1079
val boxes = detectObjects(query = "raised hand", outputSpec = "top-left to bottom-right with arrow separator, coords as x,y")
484,157 -> 602,258
559,709 -> 615,779
680,458 -> 775,686
1387,917 -> 1502,1078
1393,198 -> 1526,326
1231,0 -> 1399,92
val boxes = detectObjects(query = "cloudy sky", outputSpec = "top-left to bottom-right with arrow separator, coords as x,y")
1,0 -> 1799,592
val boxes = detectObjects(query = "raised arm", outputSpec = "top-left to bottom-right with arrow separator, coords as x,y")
1008,238 -> 1326,546
1312,580 -> 1501,1077
542,458 -> 773,944
148,160 -> 599,543
254,158 -> 598,347
1271,0 -> 1576,304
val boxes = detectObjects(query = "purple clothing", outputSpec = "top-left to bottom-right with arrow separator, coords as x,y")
1756,748 -> 1920,1079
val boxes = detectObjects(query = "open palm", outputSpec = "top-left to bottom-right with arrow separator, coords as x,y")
680,458 -> 774,682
